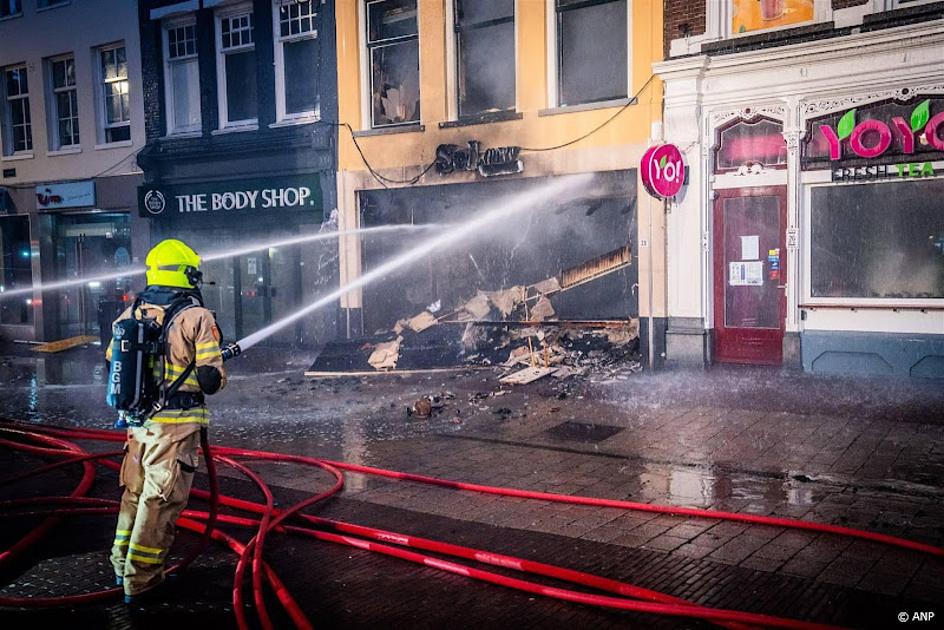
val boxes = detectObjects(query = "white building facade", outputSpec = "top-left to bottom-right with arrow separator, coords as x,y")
656,1 -> 944,377
0,0 -> 146,342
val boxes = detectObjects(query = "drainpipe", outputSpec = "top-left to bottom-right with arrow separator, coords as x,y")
647,194 -> 655,371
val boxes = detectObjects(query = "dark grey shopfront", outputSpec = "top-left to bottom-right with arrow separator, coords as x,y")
140,174 -> 334,346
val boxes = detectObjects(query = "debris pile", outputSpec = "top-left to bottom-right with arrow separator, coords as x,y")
462,322 -> 643,384
308,245 -> 641,380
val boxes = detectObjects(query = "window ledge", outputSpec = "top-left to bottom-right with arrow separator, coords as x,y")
36,1 -> 71,13
212,124 -> 259,136
539,97 -> 636,117
269,117 -> 320,129
164,131 -> 202,139
353,123 -> 424,138
1,152 -> 34,162
438,110 -> 523,129
48,147 -> 82,157
800,302 -> 944,312
0,13 -> 23,22
95,140 -> 133,150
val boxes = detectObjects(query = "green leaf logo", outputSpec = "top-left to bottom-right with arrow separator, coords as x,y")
837,109 -> 856,140
659,155 -> 667,168
911,99 -> 930,133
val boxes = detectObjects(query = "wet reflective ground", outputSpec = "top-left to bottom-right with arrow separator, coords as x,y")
1,341 -> 943,627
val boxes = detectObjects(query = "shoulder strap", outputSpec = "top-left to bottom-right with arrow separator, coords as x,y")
150,296 -> 202,418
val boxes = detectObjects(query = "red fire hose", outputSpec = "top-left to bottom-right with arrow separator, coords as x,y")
2,421 -> 941,630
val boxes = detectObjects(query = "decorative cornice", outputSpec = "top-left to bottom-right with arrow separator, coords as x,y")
709,104 -> 786,128
801,83 -> 944,118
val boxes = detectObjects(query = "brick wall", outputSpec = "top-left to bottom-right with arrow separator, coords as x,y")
664,0 -> 707,57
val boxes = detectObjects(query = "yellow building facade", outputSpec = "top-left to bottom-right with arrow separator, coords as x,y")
334,0 -> 665,359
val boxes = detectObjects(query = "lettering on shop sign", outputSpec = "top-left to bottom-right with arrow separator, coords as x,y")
138,177 -> 322,219
831,161 -> 938,182
435,140 -> 523,177
803,95 -> 944,169
171,188 -> 313,213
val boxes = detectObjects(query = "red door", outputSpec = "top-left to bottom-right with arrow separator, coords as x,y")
712,186 -> 787,365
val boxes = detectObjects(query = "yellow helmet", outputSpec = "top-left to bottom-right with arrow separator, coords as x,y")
145,239 -> 202,289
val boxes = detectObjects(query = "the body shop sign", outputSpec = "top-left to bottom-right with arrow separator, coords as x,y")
803,94 -> 944,170
139,176 -> 322,219
641,143 -> 684,199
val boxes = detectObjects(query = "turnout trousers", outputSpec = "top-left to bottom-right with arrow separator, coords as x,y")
109,413 -> 205,595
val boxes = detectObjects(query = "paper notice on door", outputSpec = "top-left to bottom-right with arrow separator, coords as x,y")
740,235 -> 759,260
729,261 -> 764,286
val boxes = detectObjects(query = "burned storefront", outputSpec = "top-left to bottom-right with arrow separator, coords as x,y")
313,170 -> 641,375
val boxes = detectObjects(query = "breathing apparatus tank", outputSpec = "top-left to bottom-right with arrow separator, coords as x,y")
106,315 -> 163,427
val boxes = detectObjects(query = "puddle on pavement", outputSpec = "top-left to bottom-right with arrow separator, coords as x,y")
632,461 -> 828,509
0,355 -> 107,387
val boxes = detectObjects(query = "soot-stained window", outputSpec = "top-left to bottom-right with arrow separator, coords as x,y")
454,0 -> 515,118
556,0 -> 627,107
811,179 -> 944,300
367,0 -> 420,127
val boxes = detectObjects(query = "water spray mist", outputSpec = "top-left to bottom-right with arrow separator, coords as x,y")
220,174 -> 595,359
0,224 -> 436,301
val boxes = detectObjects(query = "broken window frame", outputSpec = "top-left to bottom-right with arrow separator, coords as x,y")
452,0 -> 516,119
365,0 -> 420,128
553,0 -> 629,108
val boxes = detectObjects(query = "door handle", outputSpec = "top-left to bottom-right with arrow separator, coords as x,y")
776,285 -> 787,289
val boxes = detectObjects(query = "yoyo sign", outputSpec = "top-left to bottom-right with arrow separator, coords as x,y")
641,143 -> 685,199
819,98 -> 944,160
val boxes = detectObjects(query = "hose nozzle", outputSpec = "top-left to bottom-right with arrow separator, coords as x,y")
220,343 -> 242,362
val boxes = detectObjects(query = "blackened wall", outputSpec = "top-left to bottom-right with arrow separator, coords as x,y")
358,172 -> 638,334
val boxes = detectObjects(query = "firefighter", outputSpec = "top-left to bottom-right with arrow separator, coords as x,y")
106,239 -> 226,603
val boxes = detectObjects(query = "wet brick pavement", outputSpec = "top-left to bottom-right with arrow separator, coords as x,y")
1,343 -> 943,628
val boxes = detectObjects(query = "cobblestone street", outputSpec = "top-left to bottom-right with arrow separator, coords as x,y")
1,345 -> 942,628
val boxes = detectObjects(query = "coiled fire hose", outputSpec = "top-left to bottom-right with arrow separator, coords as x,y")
2,421 -> 942,630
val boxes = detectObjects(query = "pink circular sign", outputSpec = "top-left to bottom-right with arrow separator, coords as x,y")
641,143 -> 685,199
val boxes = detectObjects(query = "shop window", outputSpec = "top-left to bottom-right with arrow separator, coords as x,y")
810,179 -> 944,300
0,216 -> 33,326
715,118 -> 787,172
164,21 -> 201,134
2,65 -> 32,155
454,0 -> 515,118
217,8 -> 258,127
555,0 -> 627,107
98,44 -> 131,143
1,1 -> 21,19
366,0 -> 420,128
731,0 -> 814,35
49,55 -> 79,148
274,0 -> 319,121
